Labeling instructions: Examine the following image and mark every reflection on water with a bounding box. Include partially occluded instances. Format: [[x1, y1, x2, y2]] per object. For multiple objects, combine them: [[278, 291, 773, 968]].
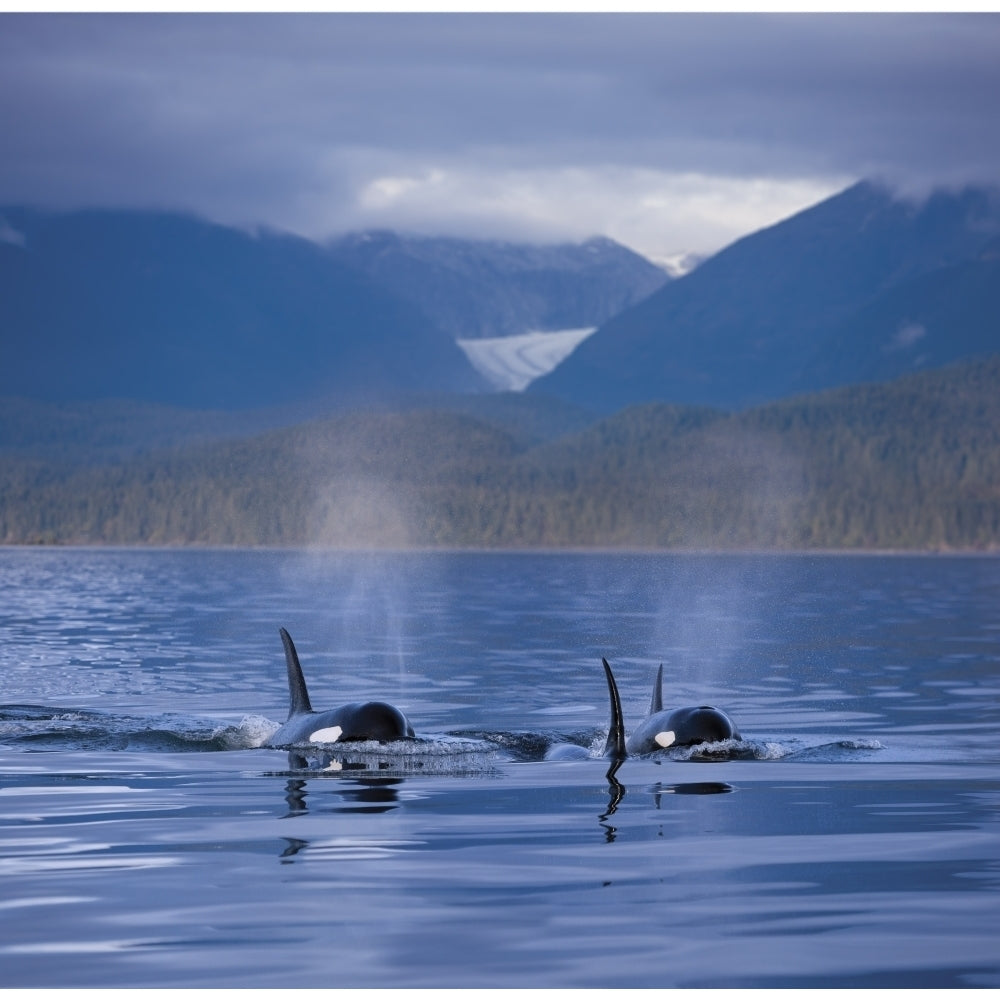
[[656, 781, 735, 797], [282, 773, 405, 818], [273, 762, 740, 854]]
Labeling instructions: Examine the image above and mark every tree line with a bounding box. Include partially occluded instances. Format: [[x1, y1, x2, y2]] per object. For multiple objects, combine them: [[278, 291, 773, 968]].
[[3, 357, 999, 551]]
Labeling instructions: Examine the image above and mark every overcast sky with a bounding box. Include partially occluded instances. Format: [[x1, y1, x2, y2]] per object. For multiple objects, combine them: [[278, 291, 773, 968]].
[[2, 12, 999, 262]]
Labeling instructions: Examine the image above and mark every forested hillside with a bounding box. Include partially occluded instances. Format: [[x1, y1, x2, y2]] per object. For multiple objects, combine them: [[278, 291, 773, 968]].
[[3, 357, 998, 550]]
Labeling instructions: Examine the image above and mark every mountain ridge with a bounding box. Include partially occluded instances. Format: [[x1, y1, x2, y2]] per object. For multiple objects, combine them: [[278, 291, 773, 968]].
[[325, 230, 669, 339], [530, 181, 1000, 412], [4, 180, 1000, 422], [0, 206, 667, 410], [0, 206, 488, 408]]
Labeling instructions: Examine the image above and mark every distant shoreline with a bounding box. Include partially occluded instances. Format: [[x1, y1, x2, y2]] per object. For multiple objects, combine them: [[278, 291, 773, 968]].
[[4, 543, 998, 557]]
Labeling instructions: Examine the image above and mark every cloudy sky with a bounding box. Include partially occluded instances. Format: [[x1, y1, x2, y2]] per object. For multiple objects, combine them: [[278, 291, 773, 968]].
[[2, 12, 999, 263]]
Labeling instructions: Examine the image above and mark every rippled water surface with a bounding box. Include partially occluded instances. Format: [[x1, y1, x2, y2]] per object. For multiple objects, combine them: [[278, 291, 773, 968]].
[[1, 548, 998, 987]]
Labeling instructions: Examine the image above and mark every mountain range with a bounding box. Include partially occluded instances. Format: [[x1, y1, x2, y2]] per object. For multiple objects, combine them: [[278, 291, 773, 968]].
[[4, 181, 999, 421], [0, 208, 665, 411]]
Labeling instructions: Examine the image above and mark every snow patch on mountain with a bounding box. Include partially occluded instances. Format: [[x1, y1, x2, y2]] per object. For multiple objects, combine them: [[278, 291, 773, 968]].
[[649, 251, 705, 277], [457, 327, 597, 392], [0, 216, 26, 247]]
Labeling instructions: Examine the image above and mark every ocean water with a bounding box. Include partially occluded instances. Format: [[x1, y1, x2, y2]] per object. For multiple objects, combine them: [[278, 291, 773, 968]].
[[1, 547, 998, 988]]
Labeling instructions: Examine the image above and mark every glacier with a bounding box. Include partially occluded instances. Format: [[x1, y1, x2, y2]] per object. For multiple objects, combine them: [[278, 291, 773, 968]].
[[456, 327, 597, 392]]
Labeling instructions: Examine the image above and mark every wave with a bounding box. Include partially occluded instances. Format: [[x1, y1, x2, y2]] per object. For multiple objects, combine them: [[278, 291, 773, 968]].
[[1, 705, 881, 766]]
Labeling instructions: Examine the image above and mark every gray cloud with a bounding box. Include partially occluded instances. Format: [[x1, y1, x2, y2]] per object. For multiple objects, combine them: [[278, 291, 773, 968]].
[[1, 13, 998, 257]]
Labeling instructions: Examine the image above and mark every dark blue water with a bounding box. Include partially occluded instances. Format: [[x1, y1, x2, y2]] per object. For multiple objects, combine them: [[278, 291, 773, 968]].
[[1, 548, 998, 987]]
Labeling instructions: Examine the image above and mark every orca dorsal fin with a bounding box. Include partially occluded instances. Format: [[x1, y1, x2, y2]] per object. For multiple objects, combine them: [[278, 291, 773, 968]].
[[649, 663, 664, 715], [601, 657, 627, 760], [280, 627, 313, 720]]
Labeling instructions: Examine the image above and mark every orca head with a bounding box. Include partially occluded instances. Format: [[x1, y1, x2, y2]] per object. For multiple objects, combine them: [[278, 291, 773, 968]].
[[661, 704, 740, 747], [334, 701, 415, 742]]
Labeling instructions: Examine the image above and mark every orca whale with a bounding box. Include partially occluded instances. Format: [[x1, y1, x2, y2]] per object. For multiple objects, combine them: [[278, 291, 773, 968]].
[[265, 628, 415, 748], [601, 659, 740, 759]]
